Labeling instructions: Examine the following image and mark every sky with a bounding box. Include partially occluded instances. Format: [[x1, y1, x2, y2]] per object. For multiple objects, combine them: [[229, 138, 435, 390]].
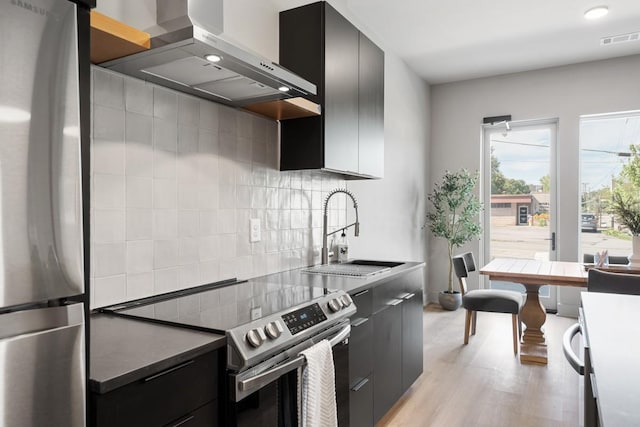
[[490, 114, 640, 191]]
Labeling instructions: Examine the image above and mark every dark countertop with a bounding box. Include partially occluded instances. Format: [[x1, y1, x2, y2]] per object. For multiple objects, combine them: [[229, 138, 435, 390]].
[[90, 314, 225, 394], [581, 292, 640, 426], [90, 260, 424, 394]]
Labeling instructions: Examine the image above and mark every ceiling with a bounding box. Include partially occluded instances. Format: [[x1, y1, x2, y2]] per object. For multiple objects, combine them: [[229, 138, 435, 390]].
[[276, 0, 640, 84]]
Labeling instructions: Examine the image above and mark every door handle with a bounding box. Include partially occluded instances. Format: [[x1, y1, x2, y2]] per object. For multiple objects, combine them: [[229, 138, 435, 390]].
[[545, 232, 556, 251]]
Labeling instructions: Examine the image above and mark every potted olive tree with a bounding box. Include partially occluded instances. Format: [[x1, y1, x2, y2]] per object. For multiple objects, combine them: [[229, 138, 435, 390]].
[[425, 169, 482, 310], [611, 191, 640, 266]]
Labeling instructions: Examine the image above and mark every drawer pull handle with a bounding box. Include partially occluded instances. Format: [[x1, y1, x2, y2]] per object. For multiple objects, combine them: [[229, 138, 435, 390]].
[[170, 414, 195, 427], [143, 360, 194, 382], [351, 317, 369, 328], [404, 292, 416, 300], [353, 289, 370, 297], [351, 377, 369, 392], [388, 299, 403, 306]]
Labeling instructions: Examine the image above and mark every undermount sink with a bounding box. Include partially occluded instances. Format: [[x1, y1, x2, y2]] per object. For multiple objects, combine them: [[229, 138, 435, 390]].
[[302, 260, 404, 277]]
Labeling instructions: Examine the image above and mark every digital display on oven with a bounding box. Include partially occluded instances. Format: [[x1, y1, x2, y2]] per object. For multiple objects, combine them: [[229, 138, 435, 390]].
[[281, 303, 328, 335]]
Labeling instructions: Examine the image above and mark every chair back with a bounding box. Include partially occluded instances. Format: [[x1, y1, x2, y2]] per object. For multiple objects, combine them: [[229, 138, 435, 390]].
[[587, 268, 640, 295], [583, 253, 629, 265], [452, 252, 476, 296]]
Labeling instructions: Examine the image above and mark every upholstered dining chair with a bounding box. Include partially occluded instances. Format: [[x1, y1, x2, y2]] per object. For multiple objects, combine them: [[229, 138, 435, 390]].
[[587, 268, 640, 295], [452, 252, 524, 355]]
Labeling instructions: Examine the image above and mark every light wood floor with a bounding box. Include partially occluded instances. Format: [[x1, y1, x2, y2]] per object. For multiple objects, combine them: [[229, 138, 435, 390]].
[[377, 304, 579, 427]]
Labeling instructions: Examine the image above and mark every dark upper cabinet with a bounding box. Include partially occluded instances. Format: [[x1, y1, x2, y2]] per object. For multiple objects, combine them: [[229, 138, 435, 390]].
[[358, 32, 385, 178], [279, 2, 385, 179]]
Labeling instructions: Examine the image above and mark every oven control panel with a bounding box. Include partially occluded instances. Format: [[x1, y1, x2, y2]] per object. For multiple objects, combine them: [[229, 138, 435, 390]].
[[227, 290, 356, 371], [282, 303, 327, 335]]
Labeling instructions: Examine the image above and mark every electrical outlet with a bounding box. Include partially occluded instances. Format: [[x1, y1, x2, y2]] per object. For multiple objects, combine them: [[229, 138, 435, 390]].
[[250, 306, 262, 320], [250, 218, 261, 242]]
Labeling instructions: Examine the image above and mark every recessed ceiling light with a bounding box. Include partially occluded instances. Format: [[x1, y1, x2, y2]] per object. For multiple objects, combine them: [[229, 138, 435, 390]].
[[278, 86, 290, 92], [584, 5, 609, 20], [205, 54, 222, 63]]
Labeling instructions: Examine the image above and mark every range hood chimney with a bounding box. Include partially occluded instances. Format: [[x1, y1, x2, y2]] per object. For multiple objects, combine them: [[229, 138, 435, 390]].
[[100, 0, 316, 108]]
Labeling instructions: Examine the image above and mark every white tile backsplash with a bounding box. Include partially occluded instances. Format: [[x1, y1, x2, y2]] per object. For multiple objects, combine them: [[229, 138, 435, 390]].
[[153, 178, 177, 209], [125, 78, 153, 116], [178, 210, 200, 237], [126, 176, 152, 208], [90, 67, 346, 308], [126, 209, 152, 240], [93, 275, 127, 307], [93, 173, 125, 209], [153, 210, 178, 239], [93, 209, 125, 243], [93, 68, 124, 109], [154, 267, 179, 293], [126, 240, 153, 274], [154, 240, 179, 269], [126, 272, 153, 299], [153, 119, 178, 152], [92, 139, 125, 175], [178, 95, 200, 126], [125, 113, 153, 145], [153, 87, 178, 120], [93, 242, 126, 277], [199, 235, 221, 261], [93, 105, 124, 142]]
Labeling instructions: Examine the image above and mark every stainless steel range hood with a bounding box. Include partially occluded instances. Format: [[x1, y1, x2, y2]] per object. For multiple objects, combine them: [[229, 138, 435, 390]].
[[100, 0, 316, 108]]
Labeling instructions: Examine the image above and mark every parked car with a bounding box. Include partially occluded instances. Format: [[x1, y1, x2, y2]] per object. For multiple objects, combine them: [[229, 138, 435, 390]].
[[581, 213, 598, 232]]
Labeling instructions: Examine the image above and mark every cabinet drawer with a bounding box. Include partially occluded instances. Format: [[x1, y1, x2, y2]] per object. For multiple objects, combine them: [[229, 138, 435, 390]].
[[349, 316, 373, 383], [350, 288, 372, 317], [349, 376, 373, 427], [164, 400, 218, 427], [92, 351, 219, 427]]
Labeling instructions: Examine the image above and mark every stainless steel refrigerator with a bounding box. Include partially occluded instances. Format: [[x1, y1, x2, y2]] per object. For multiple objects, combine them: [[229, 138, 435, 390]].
[[0, 0, 86, 425]]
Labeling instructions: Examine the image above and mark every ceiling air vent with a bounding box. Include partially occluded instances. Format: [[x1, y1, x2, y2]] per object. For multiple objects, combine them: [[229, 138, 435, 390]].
[[600, 31, 640, 46]]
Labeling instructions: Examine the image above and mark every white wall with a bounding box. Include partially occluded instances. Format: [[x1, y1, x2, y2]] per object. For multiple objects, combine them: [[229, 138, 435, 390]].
[[429, 54, 640, 315]]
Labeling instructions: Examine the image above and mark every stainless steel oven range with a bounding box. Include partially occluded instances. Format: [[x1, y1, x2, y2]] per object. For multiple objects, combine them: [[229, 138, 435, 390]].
[[103, 279, 356, 426]]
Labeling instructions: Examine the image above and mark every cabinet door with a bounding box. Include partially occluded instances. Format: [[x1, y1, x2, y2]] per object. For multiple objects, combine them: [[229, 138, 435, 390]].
[[349, 375, 373, 427], [349, 316, 373, 384], [402, 290, 423, 390], [324, 3, 359, 174], [358, 32, 384, 178], [373, 302, 403, 423]]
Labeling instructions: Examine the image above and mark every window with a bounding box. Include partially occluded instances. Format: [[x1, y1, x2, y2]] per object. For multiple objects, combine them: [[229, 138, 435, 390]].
[[579, 111, 640, 260], [491, 202, 512, 208]]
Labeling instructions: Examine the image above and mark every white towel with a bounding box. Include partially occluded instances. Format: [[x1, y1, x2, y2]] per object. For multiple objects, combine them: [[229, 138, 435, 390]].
[[297, 339, 338, 427]]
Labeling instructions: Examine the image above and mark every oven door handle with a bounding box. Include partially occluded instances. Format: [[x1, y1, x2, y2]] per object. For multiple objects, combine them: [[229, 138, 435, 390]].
[[562, 322, 584, 375], [238, 324, 351, 393]]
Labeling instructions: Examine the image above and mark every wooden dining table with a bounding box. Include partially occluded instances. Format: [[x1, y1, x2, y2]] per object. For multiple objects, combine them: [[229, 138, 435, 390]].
[[479, 258, 588, 365]]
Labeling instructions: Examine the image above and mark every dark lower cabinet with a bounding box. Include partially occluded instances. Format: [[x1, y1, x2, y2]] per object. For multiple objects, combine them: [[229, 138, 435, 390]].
[[402, 291, 423, 390], [348, 268, 424, 426], [373, 302, 403, 423], [91, 351, 220, 427]]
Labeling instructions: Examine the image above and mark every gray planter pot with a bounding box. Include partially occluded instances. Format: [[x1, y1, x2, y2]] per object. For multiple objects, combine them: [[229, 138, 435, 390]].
[[438, 291, 462, 311]]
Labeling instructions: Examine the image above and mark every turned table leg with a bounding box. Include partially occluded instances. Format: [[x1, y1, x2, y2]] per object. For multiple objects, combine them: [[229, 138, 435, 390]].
[[519, 284, 548, 364]]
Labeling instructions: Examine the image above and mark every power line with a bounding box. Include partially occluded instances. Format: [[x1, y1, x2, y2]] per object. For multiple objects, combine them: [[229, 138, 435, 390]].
[[492, 139, 549, 148]]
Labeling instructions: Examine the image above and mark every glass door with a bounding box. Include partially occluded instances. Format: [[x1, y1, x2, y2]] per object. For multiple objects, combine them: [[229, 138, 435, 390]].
[[481, 120, 558, 311]]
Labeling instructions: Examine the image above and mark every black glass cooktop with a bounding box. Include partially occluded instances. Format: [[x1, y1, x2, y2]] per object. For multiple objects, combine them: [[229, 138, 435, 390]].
[[101, 279, 333, 334]]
